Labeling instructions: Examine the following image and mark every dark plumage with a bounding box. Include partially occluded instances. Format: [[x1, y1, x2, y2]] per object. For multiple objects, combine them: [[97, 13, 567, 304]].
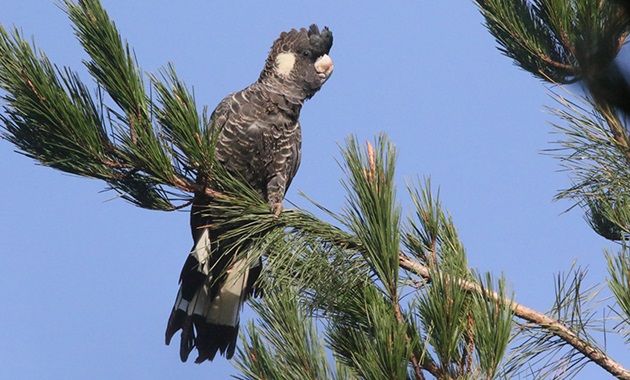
[[165, 25, 333, 363]]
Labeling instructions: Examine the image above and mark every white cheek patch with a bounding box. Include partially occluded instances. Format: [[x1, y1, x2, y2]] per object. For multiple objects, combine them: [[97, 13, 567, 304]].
[[275, 52, 296, 77]]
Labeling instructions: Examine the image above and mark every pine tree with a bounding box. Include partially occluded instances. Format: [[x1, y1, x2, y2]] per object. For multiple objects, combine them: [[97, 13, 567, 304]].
[[1, 0, 630, 379]]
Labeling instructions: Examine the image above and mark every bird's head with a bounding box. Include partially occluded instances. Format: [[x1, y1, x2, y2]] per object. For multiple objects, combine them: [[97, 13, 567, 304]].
[[259, 24, 334, 100]]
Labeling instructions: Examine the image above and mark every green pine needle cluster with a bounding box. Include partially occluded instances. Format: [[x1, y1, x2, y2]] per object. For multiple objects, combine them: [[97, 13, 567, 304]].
[[340, 134, 401, 299], [226, 136, 515, 379], [548, 92, 630, 240], [0, 0, 216, 210], [473, 0, 628, 84], [235, 285, 334, 380]]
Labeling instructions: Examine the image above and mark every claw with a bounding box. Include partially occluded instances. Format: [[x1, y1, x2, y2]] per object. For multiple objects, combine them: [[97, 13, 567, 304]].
[[270, 202, 283, 218]]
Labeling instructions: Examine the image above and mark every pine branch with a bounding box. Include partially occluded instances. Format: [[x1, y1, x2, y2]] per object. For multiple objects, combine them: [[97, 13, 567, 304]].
[[247, 205, 629, 377], [473, 0, 629, 85], [0, 0, 226, 210], [64, 0, 191, 191], [475, 0, 630, 175], [400, 256, 630, 379], [0, 25, 113, 178], [473, 0, 580, 83], [229, 137, 516, 379], [206, 131, 630, 378], [233, 203, 625, 378]]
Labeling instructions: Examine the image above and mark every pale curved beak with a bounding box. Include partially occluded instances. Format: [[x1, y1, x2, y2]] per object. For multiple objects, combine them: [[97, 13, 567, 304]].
[[315, 54, 334, 84]]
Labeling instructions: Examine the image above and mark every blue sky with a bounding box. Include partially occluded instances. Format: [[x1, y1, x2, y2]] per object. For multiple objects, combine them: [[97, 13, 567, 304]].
[[0, 1, 626, 379]]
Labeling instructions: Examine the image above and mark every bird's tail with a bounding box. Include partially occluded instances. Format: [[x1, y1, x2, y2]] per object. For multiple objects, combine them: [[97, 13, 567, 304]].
[[165, 228, 260, 363]]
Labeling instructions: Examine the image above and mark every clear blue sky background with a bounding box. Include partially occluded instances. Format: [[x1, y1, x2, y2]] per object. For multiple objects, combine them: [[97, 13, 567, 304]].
[[0, 1, 626, 379]]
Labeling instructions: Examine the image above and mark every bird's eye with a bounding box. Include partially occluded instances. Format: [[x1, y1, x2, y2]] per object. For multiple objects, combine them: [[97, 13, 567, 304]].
[[302, 50, 312, 58]]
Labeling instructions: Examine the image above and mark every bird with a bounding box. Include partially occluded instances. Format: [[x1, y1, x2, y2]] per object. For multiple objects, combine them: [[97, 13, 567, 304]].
[[164, 24, 334, 364]]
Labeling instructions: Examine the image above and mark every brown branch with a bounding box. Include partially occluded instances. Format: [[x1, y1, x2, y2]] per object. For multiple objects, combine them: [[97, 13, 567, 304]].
[[100, 156, 132, 169], [537, 54, 579, 81], [593, 102, 630, 164], [399, 255, 630, 380], [417, 356, 445, 380], [167, 198, 193, 211]]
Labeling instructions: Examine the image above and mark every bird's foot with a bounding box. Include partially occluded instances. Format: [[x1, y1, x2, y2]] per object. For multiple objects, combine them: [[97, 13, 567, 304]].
[[270, 202, 283, 218]]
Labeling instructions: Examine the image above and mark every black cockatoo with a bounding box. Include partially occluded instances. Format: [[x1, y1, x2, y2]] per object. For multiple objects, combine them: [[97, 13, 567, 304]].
[[165, 25, 334, 363]]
